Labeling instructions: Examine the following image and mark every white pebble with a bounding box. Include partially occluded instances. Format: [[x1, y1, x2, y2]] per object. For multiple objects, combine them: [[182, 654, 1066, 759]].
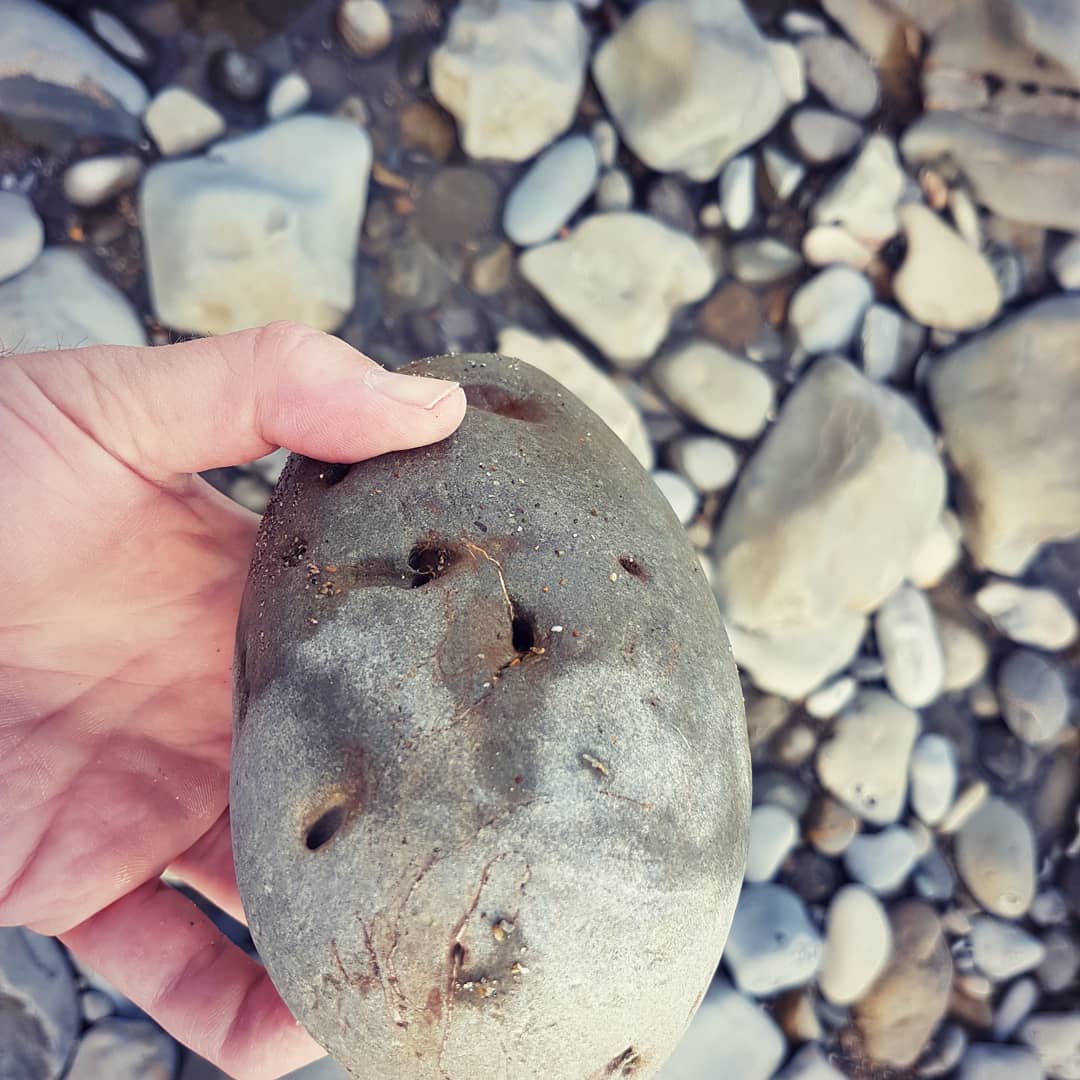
[[819, 884, 892, 1005], [909, 733, 957, 827], [594, 169, 634, 212], [0, 192, 43, 282], [992, 978, 1040, 1041], [788, 265, 874, 353], [805, 676, 857, 719], [63, 153, 143, 207], [669, 435, 739, 493], [812, 134, 906, 246], [266, 72, 312, 119], [938, 615, 990, 691], [1052, 234, 1080, 290], [875, 583, 945, 708], [1021, 1014, 1080, 1080], [338, 0, 393, 56], [143, 86, 225, 156], [763, 146, 805, 200], [745, 804, 800, 883], [731, 237, 802, 284], [652, 471, 698, 525], [802, 224, 872, 270], [976, 581, 1078, 651], [959, 1043, 1044, 1080], [720, 155, 756, 232], [908, 511, 963, 588], [88, 8, 148, 65]]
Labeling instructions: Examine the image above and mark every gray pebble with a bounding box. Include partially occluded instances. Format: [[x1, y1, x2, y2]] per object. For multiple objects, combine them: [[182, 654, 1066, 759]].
[[763, 146, 805, 200], [590, 119, 618, 169], [87, 8, 148, 66], [1031, 890, 1069, 927], [918, 1022, 968, 1078], [913, 847, 956, 902], [745, 804, 800, 883], [774, 1043, 845, 1080], [1021, 1013, 1080, 1079], [993, 977, 1040, 1041], [790, 108, 863, 164], [731, 237, 802, 284], [909, 732, 957, 827], [67, 1019, 180, 1079], [958, 1043, 1044, 1080], [843, 825, 919, 894], [999, 649, 1070, 746], [79, 989, 114, 1023], [503, 135, 599, 246], [0, 191, 43, 282], [971, 916, 1047, 981], [799, 35, 879, 118], [1037, 928, 1080, 993], [956, 798, 1036, 918], [788, 266, 873, 354], [669, 435, 739, 493]]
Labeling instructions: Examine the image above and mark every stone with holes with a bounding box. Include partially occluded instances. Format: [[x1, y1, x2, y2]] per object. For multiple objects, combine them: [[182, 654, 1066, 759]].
[[231, 354, 750, 1079]]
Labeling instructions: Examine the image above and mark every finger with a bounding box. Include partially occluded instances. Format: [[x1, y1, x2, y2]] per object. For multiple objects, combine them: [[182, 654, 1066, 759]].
[[8, 321, 467, 480], [168, 809, 246, 925], [62, 879, 325, 1080]]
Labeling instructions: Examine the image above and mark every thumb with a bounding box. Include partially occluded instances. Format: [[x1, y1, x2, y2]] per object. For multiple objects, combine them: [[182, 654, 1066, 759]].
[[8, 321, 467, 480]]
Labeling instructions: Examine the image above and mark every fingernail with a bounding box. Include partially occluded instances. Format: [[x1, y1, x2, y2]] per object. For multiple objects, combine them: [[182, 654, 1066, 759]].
[[368, 369, 460, 410]]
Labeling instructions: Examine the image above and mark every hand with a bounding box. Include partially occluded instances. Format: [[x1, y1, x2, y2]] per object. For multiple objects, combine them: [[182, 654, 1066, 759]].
[[0, 322, 466, 1077]]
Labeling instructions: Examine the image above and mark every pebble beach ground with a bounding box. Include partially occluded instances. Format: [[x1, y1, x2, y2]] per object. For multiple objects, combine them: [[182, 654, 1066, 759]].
[[0, 0, 1078, 1077]]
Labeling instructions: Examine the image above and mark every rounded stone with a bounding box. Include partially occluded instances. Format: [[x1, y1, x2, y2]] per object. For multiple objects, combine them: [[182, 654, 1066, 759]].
[[66, 1019, 179, 1079], [998, 649, 1070, 745], [819, 885, 892, 1005], [63, 154, 143, 208], [977, 582, 1078, 651], [0, 191, 43, 282], [958, 1044, 1044, 1080], [955, 798, 1036, 918], [970, 917, 1046, 981], [231, 354, 750, 1079], [842, 825, 919, 895], [338, 0, 393, 56], [788, 266, 874, 354], [669, 435, 739, 494], [909, 732, 957, 827], [874, 583, 945, 708], [744, 804, 799, 883]]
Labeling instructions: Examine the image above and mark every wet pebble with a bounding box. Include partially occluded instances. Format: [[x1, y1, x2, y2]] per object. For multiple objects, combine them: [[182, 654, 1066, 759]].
[[503, 135, 599, 246]]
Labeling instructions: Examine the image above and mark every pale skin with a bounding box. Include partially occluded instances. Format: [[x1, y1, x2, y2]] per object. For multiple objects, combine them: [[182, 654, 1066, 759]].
[[0, 321, 467, 1078]]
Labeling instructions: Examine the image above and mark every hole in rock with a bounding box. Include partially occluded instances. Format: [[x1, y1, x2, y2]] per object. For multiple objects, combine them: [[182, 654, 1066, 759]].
[[618, 556, 648, 581], [511, 612, 536, 653], [408, 541, 461, 587], [464, 384, 545, 422], [305, 803, 348, 851], [319, 463, 352, 487]]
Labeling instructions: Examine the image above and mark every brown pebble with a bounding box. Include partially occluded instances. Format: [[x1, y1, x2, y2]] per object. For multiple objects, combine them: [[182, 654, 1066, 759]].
[[400, 102, 456, 162], [698, 282, 764, 350]]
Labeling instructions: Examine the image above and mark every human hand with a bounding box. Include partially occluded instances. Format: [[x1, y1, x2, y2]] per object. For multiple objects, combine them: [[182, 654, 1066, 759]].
[[0, 322, 466, 1078]]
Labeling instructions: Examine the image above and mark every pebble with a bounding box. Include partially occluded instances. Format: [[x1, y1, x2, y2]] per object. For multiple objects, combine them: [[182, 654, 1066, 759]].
[[875, 584, 946, 708], [843, 825, 920, 894], [470, 241, 516, 294], [720, 154, 756, 231], [0, 927, 79, 1080], [592, 0, 785, 180], [820, 885, 892, 1005], [0, 191, 43, 282], [806, 796, 860, 857], [591, 119, 617, 168], [338, 0, 392, 56], [652, 470, 699, 525], [768, 38, 807, 103], [502, 135, 598, 246], [789, 108, 863, 164], [1038, 928, 1080, 993], [939, 780, 990, 835], [496, 327, 652, 467], [938, 614, 991, 691], [731, 237, 803, 284], [1021, 1014, 1080, 1080], [998, 649, 1070, 746], [649, 183, 696, 235], [1052, 235, 1080, 290], [909, 733, 957, 827], [265, 72, 311, 119], [893, 204, 1003, 332], [87, 8, 147, 66], [788, 266, 874, 353], [976, 583, 1079, 651], [0, 247, 145, 351], [652, 340, 774, 439], [67, 1019, 179, 1079], [929, 296, 1080, 574], [970, 917, 1047, 981], [763, 147, 805, 200], [908, 512, 962, 588], [812, 134, 907, 246], [799, 35, 879, 118], [745, 804, 800, 883], [724, 883, 823, 997], [816, 690, 919, 825], [519, 212, 715, 369], [63, 153, 143, 207], [803, 225, 873, 271], [431, 0, 587, 161], [958, 1044, 1044, 1080], [1031, 890, 1069, 927], [775, 1043, 845, 1080], [668, 435, 739, 493], [659, 980, 785, 1080], [854, 902, 954, 1068], [209, 48, 266, 103], [919, 1023, 970, 1078], [141, 115, 372, 335], [993, 977, 1040, 1041], [143, 86, 226, 156], [955, 797, 1036, 918], [594, 169, 635, 211], [914, 847, 956, 902], [821, 0, 903, 62], [805, 677, 857, 720]]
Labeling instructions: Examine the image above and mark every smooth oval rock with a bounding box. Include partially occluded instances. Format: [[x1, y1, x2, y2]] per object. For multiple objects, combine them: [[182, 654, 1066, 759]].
[[232, 354, 751, 1079], [503, 135, 599, 246], [819, 885, 892, 1005], [956, 797, 1036, 918], [0, 192, 44, 282]]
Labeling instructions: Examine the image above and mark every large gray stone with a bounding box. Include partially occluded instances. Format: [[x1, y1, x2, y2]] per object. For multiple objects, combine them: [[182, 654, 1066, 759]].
[[232, 355, 750, 1079]]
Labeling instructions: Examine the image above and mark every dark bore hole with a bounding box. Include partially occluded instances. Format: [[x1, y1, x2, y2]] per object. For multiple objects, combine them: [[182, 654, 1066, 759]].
[[618, 555, 648, 581], [465, 384, 545, 423], [408, 542, 461, 587], [305, 803, 347, 851], [319, 463, 352, 487], [511, 612, 536, 653]]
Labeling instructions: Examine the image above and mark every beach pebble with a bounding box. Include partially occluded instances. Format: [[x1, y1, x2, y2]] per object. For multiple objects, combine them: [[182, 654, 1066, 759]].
[[958, 1044, 1044, 1080], [653, 340, 774, 439], [907, 512, 962, 588], [1021, 1014, 1080, 1080], [994, 977, 1041, 1041], [594, 169, 634, 212], [799, 35, 879, 118], [725, 884, 824, 997], [803, 225, 872, 270], [505, 139, 597, 245], [731, 237, 803, 284], [976, 583, 1078, 651], [1038, 929, 1080, 994], [745, 804, 800, 883], [919, 1023, 969, 1079], [789, 266, 874, 354], [669, 435, 739, 493], [875, 584, 946, 708], [820, 885, 892, 1005], [939, 615, 991, 691], [519, 212, 714, 368], [817, 690, 919, 825], [914, 847, 957, 903], [812, 135, 906, 247], [775, 1043, 845, 1080], [143, 86, 225, 156], [66, 1019, 180, 1079], [790, 108, 863, 164], [998, 650, 1070, 746], [805, 796, 860, 856], [909, 733, 957, 827], [0, 191, 43, 282], [652, 470, 699, 525], [763, 147, 805, 201], [843, 825, 920, 894], [805, 677, 857, 720], [1052, 235, 1080, 290], [893, 204, 1003, 332], [266, 72, 311, 119], [956, 798, 1037, 918], [970, 917, 1047, 981], [720, 154, 756, 231], [63, 153, 142, 207], [767, 39, 807, 103], [338, 0, 392, 56]]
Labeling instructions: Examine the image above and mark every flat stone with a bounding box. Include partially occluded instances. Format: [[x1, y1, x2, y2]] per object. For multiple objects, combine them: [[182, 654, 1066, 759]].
[[928, 296, 1080, 573], [790, 108, 863, 164], [0, 0, 148, 142], [998, 649, 1070, 746], [0, 191, 43, 282], [725, 883, 824, 997], [843, 825, 920, 894], [503, 135, 598, 246], [874, 583, 945, 708], [854, 901, 953, 1068], [0, 927, 79, 1080], [669, 435, 739, 493], [67, 1019, 179, 1079], [338, 0, 392, 56], [731, 237, 803, 285], [799, 35, 879, 117], [652, 470, 699, 525], [775, 1043, 845, 1080], [593, 0, 786, 180], [893, 204, 1002, 331], [431, 0, 587, 161], [820, 885, 892, 1005], [652, 340, 774, 439], [496, 326, 652, 467], [788, 266, 874, 354], [141, 115, 372, 335], [0, 247, 144, 352], [958, 1044, 1044, 1080], [956, 798, 1037, 918], [266, 72, 311, 120], [976, 582, 1078, 651], [745, 804, 800, 883], [720, 154, 756, 231], [970, 917, 1046, 981], [812, 135, 907, 247], [62, 153, 142, 207], [519, 212, 715, 368], [659, 980, 785, 1080], [909, 733, 957, 827], [1021, 1014, 1080, 1080], [143, 86, 225, 156], [902, 111, 1080, 232]]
